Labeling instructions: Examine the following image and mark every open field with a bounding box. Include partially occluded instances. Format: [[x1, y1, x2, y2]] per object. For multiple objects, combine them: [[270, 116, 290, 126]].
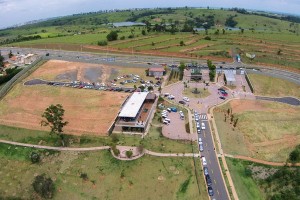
[[248, 73, 300, 98], [0, 143, 208, 200], [214, 99, 300, 162], [0, 60, 131, 136], [2, 8, 300, 71]]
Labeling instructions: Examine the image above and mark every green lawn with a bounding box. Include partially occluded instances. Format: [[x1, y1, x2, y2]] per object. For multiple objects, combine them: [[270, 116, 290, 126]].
[[143, 126, 198, 153], [226, 158, 265, 200], [248, 73, 300, 98], [0, 143, 208, 200], [182, 87, 210, 99]]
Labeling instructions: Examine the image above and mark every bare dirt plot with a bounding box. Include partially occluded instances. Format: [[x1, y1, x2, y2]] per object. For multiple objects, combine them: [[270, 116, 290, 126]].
[[0, 84, 127, 135], [214, 99, 300, 162], [29, 60, 114, 83], [0, 60, 131, 136]]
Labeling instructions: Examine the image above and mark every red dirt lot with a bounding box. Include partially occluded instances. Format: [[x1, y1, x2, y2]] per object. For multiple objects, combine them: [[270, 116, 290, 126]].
[[0, 61, 129, 136]]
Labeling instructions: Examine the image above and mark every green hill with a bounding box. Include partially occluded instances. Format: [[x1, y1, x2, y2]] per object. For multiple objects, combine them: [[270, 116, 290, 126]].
[[1, 7, 299, 70]]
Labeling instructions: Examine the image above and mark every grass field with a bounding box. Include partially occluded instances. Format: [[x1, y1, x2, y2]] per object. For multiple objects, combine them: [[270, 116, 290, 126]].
[[214, 99, 300, 162], [182, 88, 210, 99], [248, 73, 300, 98], [226, 157, 300, 200], [226, 158, 265, 200], [0, 143, 208, 200], [2, 8, 300, 70]]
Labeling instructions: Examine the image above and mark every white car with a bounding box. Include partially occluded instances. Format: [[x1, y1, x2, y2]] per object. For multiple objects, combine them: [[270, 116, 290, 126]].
[[164, 118, 171, 123], [163, 120, 169, 125], [198, 137, 202, 143], [201, 122, 206, 130], [201, 156, 207, 166], [183, 97, 190, 102]]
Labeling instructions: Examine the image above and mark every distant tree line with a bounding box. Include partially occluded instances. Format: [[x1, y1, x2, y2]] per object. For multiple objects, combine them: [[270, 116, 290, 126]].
[[0, 35, 42, 45]]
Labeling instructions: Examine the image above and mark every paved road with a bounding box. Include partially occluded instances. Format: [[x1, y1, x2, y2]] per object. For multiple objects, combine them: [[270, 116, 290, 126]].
[[256, 96, 300, 106], [197, 114, 229, 200]]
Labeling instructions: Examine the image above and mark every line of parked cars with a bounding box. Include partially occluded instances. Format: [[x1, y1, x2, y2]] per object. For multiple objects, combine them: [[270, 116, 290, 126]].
[[47, 81, 135, 93]]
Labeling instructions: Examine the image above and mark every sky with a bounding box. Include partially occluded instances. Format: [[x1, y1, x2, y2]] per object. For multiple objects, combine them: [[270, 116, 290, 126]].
[[0, 0, 299, 29]]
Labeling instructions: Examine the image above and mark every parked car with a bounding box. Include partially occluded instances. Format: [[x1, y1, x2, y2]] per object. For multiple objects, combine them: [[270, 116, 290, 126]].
[[201, 122, 206, 130], [179, 100, 186, 104], [206, 174, 212, 186], [197, 128, 201, 134], [203, 167, 209, 175], [164, 118, 171, 123], [219, 96, 225, 100], [201, 156, 207, 166], [198, 137, 202, 143], [208, 186, 214, 196], [199, 143, 204, 152], [183, 97, 190, 102], [170, 107, 177, 112], [163, 120, 169, 125]]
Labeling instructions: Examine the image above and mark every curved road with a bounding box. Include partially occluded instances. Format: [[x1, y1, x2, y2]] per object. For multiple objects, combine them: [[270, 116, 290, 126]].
[[256, 96, 300, 106]]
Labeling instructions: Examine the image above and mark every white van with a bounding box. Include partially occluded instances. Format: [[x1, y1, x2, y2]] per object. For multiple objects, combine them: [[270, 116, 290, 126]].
[[201, 122, 206, 130], [162, 114, 168, 118], [167, 108, 172, 112], [201, 156, 207, 166]]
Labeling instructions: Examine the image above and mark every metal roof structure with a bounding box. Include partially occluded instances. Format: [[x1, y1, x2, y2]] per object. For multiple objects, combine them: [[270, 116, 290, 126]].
[[118, 92, 148, 118], [224, 70, 236, 82]]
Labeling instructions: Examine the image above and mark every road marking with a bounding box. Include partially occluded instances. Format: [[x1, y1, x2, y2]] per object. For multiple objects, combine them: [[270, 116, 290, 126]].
[[211, 169, 214, 174], [214, 179, 217, 184], [209, 159, 211, 164], [217, 190, 220, 196]]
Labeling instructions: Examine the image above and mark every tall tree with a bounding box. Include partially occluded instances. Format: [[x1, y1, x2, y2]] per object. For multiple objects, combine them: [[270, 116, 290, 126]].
[[0, 51, 4, 67], [41, 104, 68, 146]]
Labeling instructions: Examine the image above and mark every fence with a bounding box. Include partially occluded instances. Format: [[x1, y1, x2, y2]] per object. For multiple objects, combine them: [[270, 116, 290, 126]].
[[244, 71, 255, 93], [0, 56, 44, 100]]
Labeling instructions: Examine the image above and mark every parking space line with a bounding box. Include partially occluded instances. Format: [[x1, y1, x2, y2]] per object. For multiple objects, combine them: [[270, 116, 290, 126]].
[[214, 179, 217, 184]]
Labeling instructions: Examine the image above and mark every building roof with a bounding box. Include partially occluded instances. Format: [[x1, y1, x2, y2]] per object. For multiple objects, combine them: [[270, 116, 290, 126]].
[[145, 93, 156, 100], [149, 67, 165, 72], [119, 92, 148, 118], [224, 70, 236, 82]]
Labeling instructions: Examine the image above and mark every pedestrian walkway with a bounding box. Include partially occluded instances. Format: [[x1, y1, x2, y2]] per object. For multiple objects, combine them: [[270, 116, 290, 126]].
[[199, 114, 208, 120]]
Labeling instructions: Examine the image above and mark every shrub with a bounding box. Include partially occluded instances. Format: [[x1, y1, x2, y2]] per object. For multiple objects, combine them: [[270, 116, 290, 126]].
[[180, 41, 185, 46], [126, 150, 133, 158], [80, 173, 88, 181], [128, 35, 134, 39], [98, 40, 107, 46], [30, 152, 40, 163], [204, 36, 211, 40], [289, 145, 300, 162], [106, 31, 118, 41], [32, 174, 55, 199], [111, 144, 120, 156], [120, 36, 125, 40], [111, 134, 119, 143]]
